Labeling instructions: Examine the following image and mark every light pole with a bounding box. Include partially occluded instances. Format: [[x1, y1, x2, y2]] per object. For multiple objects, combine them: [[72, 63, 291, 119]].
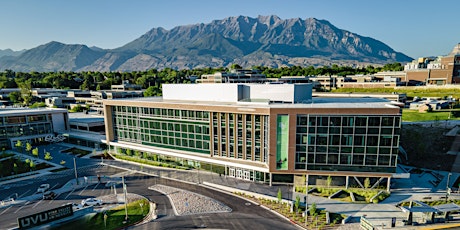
[[305, 175, 309, 226], [122, 176, 129, 222], [446, 172, 452, 202], [74, 158, 78, 185]]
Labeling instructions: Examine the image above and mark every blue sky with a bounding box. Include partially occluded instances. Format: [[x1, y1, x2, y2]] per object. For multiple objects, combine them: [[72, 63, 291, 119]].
[[0, 0, 458, 59]]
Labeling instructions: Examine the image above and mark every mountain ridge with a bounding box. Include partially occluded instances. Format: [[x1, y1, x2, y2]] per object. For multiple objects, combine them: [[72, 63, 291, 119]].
[[0, 15, 412, 72]]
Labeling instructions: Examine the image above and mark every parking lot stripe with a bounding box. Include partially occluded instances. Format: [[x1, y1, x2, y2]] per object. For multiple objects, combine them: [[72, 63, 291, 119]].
[[0, 206, 12, 215], [49, 193, 61, 204], [92, 182, 100, 192], [78, 185, 89, 195], [14, 201, 30, 213], [32, 199, 43, 208], [18, 189, 30, 198], [50, 183, 60, 190], [65, 188, 75, 200]]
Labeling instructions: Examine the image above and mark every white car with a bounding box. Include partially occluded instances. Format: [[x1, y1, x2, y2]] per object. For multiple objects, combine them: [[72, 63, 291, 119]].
[[81, 198, 103, 206], [64, 202, 83, 210], [105, 181, 121, 187], [37, 184, 50, 193]]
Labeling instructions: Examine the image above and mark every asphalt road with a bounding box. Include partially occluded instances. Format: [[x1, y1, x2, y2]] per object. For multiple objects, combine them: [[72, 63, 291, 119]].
[[0, 163, 298, 230], [0, 164, 125, 230], [126, 174, 299, 230]]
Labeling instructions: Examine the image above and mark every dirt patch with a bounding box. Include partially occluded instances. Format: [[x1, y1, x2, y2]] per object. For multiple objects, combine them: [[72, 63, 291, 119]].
[[401, 124, 456, 171]]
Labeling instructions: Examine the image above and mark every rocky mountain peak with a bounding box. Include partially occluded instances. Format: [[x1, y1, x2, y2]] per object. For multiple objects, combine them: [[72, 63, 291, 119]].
[[0, 15, 413, 72]]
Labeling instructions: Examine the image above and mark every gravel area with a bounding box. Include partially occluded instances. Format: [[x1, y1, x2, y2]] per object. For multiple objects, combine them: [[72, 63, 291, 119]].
[[150, 184, 232, 216]]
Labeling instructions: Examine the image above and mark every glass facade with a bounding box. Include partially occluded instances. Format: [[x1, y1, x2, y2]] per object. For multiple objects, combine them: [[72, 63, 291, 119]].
[[295, 115, 400, 173], [211, 112, 268, 163], [112, 106, 211, 154], [112, 105, 269, 163], [0, 114, 54, 149]]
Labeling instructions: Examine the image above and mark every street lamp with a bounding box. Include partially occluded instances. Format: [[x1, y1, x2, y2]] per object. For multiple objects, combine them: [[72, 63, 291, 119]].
[[74, 158, 78, 185], [446, 172, 452, 202], [122, 176, 129, 223], [305, 175, 309, 226]]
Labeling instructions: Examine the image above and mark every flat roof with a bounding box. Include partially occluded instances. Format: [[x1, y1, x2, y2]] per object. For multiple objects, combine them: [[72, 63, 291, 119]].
[[0, 108, 67, 116], [68, 112, 104, 124], [58, 130, 106, 142], [104, 96, 399, 110]]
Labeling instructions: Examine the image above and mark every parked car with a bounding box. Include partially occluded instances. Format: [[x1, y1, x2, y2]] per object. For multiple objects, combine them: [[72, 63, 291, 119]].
[[43, 191, 56, 200], [81, 198, 103, 206], [63, 202, 83, 210], [105, 181, 121, 187], [1, 197, 14, 205], [37, 184, 50, 193]]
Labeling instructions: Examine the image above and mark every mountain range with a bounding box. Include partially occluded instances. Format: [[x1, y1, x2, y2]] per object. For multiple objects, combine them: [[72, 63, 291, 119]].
[[0, 15, 413, 72]]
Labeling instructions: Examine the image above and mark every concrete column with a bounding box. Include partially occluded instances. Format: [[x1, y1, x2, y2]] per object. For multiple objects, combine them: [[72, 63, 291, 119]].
[[269, 173, 272, 187], [345, 176, 349, 189], [387, 176, 391, 192]]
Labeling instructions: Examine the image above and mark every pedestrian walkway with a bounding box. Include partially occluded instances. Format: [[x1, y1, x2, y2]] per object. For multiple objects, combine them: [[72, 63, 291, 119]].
[[103, 158, 460, 229]]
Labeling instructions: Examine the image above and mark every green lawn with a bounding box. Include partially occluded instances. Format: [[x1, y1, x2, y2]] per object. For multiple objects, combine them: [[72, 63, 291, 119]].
[[0, 157, 51, 178], [53, 199, 150, 230], [333, 87, 460, 99], [402, 109, 460, 122], [62, 148, 91, 157]]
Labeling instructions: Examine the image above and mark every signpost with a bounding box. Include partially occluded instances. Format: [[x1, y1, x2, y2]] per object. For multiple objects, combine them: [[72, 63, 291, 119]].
[[18, 204, 73, 229]]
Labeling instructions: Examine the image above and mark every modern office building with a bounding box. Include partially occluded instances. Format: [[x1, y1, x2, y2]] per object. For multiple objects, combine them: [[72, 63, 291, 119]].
[[103, 83, 401, 189], [404, 43, 460, 85], [0, 108, 69, 149]]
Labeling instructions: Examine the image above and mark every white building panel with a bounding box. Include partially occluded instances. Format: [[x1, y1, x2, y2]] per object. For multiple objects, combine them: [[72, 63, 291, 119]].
[[163, 84, 242, 102]]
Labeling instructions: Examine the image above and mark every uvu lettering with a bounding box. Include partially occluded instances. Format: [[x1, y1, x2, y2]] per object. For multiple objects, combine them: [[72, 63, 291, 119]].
[[20, 213, 48, 227]]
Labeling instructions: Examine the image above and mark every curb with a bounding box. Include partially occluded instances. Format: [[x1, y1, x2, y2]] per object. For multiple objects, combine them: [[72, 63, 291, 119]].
[[201, 182, 305, 230]]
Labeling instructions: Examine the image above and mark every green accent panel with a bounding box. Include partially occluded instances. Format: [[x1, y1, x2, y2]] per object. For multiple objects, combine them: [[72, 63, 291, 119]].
[[276, 115, 289, 170]]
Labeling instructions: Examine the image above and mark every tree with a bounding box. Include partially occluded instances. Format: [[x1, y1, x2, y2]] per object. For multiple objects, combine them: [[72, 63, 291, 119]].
[[126, 149, 132, 156], [15, 140, 23, 153], [295, 195, 301, 213], [310, 202, 317, 216], [18, 79, 33, 106], [277, 188, 282, 203], [8, 91, 22, 104], [44, 152, 52, 161], [29, 102, 46, 108], [70, 105, 84, 112], [32, 147, 39, 158], [144, 86, 161, 97], [230, 63, 242, 70], [26, 143, 32, 154], [29, 160, 35, 169], [327, 175, 332, 188], [364, 177, 371, 189]]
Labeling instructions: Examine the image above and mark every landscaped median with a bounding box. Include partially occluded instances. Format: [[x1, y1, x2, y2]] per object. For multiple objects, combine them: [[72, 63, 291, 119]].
[[51, 198, 150, 230], [295, 186, 390, 204]]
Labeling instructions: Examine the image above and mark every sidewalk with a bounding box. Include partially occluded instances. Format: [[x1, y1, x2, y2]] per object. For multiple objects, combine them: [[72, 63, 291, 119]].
[[103, 158, 460, 229]]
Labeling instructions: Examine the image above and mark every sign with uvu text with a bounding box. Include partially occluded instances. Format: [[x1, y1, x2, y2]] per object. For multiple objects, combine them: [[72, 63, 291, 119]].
[[17, 204, 73, 229]]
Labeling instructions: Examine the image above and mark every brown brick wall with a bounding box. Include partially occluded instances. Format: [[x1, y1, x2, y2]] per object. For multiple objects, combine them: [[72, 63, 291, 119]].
[[406, 70, 430, 82]]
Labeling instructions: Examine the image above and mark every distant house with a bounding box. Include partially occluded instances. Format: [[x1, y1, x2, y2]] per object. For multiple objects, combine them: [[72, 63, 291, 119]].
[[409, 99, 449, 111]]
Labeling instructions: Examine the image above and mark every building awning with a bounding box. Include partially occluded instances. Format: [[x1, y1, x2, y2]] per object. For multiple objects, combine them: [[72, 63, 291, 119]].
[[434, 203, 460, 213]]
